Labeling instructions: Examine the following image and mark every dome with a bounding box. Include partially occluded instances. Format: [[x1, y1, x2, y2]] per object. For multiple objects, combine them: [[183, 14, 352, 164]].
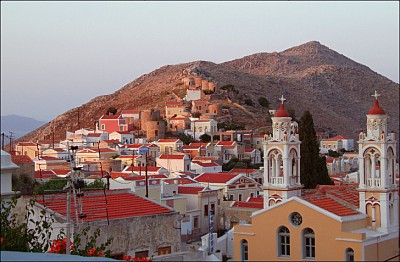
[[275, 104, 290, 117], [368, 99, 386, 115]]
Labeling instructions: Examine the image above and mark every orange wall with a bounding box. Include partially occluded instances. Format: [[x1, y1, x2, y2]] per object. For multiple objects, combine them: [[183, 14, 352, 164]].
[[234, 199, 366, 261]]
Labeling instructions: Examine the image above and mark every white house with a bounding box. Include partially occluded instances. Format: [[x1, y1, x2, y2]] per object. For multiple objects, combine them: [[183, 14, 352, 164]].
[[156, 154, 191, 173], [191, 161, 222, 174], [109, 131, 134, 144], [187, 119, 218, 140]]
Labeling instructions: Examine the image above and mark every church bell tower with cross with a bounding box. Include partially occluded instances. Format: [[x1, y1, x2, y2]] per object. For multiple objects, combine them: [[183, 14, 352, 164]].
[[358, 90, 398, 233], [262, 95, 303, 209]]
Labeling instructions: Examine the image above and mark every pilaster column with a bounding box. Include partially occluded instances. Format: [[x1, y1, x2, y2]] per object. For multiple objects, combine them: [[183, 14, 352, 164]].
[[359, 157, 365, 188], [380, 156, 388, 189], [371, 156, 376, 187]]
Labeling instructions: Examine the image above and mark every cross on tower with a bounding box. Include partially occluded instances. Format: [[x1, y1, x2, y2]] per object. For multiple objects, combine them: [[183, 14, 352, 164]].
[[279, 95, 286, 104], [372, 90, 381, 100]]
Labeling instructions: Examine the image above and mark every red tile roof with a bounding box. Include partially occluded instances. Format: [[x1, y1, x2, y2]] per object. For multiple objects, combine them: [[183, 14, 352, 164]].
[[245, 148, 257, 153], [164, 177, 197, 185], [183, 143, 209, 149], [110, 172, 132, 179], [124, 166, 163, 172], [157, 139, 180, 143], [170, 117, 186, 121], [231, 201, 263, 209], [36, 190, 173, 222], [192, 161, 219, 167], [38, 140, 62, 144], [11, 155, 33, 164], [159, 154, 186, 160], [303, 196, 359, 217], [323, 135, 349, 141], [178, 186, 205, 194], [216, 141, 235, 146], [229, 168, 257, 174], [16, 142, 38, 147], [38, 156, 64, 161], [124, 174, 167, 181], [87, 133, 102, 137], [100, 115, 122, 120], [195, 173, 237, 183], [166, 101, 183, 107], [121, 109, 139, 114], [301, 184, 360, 216]]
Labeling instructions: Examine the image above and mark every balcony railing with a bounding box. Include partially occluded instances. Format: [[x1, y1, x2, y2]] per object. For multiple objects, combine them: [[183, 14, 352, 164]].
[[366, 178, 381, 187], [270, 177, 284, 185]]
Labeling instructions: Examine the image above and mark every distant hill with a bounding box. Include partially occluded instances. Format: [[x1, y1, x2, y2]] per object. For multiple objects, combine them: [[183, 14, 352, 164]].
[[16, 41, 399, 143], [1, 115, 46, 140]]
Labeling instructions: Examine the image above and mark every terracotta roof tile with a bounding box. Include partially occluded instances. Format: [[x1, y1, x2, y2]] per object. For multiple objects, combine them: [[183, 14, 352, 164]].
[[159, 154, 186, 160], [36, 190, 173, 222], [178, 186, 205, 194], [11, 155, 33, 164], [195, 173, 237, 183]]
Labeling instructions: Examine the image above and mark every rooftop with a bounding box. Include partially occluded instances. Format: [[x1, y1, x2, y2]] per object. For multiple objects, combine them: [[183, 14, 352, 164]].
[[195, 173, 237, 184], [35, 189, 174, 222]]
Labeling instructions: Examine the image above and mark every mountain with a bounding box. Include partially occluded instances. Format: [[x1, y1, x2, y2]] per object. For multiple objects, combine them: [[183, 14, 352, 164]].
[[1, 115, 46, 140], [16, 41, 399, 143]]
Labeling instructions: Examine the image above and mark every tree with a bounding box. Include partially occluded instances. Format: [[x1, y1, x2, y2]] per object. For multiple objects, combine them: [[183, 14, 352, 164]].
[[106, 107, 117, 115], [199, 133, 211, 143], [299, 111, 333, 189], [177, 133, 194, 145], [258, 97, 270, 108], [244, 98, 254, 106]]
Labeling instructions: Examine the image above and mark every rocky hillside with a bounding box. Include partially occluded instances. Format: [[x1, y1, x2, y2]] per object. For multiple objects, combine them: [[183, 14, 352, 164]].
[[18, 41, 399, 143]]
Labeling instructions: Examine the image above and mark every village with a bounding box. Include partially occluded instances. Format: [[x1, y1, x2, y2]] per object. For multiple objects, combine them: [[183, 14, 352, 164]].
[[1, 74, 398, 261]]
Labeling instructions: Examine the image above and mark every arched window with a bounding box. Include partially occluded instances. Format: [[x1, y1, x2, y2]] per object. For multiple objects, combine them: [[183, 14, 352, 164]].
[[240, 239, 248, 261], [278, 226, 290, 257], [345, 248, 354, 261], [303, 228, 315, 259]]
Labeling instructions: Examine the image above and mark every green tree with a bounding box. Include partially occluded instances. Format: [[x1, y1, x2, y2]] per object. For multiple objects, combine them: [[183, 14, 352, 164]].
[[244, 98, 254, 106], [258, 97, 270, 108], [199, 133, 211, 143], [299, 111, 333, 189], [177, 133, 194, 145]]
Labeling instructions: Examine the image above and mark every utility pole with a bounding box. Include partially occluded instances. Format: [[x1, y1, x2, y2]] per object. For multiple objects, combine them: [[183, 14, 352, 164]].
[[145, 151, 148, 198], [1, 133, 4, 150], [9, 131, 14, 153], [52, 122, 55, 149]]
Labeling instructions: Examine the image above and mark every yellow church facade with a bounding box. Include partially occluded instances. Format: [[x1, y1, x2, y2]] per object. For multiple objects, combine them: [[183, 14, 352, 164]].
[[233, 92, 399, 261]]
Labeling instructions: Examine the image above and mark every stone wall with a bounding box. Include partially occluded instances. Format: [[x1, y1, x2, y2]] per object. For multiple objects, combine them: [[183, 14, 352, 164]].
[[80, 212, 182, 258]]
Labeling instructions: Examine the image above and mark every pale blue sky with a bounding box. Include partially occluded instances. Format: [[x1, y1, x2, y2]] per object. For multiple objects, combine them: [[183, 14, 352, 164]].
[[1, 1, 399, 121]]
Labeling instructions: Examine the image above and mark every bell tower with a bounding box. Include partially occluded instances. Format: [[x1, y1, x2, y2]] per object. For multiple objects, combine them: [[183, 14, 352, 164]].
[[358, 90, 398, 233], [263, 95, 303, 209]]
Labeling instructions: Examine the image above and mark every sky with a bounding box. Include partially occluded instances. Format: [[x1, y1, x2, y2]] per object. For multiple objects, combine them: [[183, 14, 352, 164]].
[[1, 1, 399, 122]]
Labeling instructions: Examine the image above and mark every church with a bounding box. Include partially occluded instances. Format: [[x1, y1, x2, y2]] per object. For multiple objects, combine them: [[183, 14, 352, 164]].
[[233, 92, 399, 261]]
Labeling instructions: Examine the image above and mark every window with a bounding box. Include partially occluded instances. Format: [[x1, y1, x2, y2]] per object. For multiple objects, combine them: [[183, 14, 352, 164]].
[[290, 212, 303, 226], [204, 204, 209, 216], [158, 246, 171, 255], [135, 250, 149, 258], [101, 124, 105, 130], [278, 226, 290, 257], [238, 194, 243, 201], [240, 239, 248, 261], [211, 203, 215, 214], [303, 228, 315, 259], [120, 126, 124, 131], [250, 193, 254, 198], [229, 194, 234, 201], [193, 216, 199, 229], [345, 248, 354, 262]]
